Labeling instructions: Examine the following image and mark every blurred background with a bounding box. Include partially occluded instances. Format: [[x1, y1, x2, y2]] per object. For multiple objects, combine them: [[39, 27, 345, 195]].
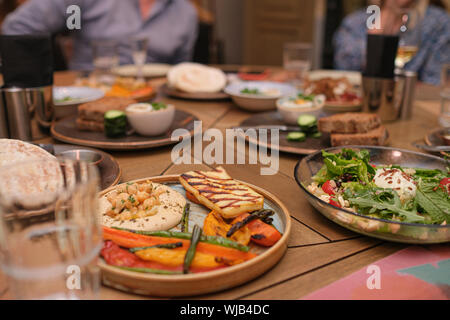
[[1, 0, 447, 71]]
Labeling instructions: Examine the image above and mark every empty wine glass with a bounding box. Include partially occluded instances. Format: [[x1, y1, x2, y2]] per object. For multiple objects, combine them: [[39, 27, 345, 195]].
[[130, 37, 148, 81]]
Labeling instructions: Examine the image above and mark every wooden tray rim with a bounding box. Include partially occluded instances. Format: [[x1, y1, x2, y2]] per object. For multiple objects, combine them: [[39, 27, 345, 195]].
[[50, 111, 197, 150]]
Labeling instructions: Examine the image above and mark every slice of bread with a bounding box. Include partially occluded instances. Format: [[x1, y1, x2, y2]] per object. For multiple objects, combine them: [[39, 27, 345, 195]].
[[78, 97, 137, 123], [318, 113, 381, 134], [179, 166, 264, 219], [76, 118, 104, 132], [331, 125, 388, 146]]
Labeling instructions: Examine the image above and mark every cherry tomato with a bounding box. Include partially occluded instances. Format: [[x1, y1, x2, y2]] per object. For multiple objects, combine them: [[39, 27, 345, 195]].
[[322, 180, 336, 195], [329, 199, 341, 208], [439, 178, 450, 194], [370, 163, 376, 168]]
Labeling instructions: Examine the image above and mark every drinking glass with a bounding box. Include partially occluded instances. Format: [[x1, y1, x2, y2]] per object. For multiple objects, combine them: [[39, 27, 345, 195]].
[[92, 40, 119, 84], [395, 8, 422, 69], [0, 159, 102, 299], [283, 42, 313, 88], [130, 37, 148, 81], [439, 64, 450, 127]]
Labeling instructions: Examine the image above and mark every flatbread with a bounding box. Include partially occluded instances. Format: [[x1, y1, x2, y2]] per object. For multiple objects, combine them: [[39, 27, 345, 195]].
[[167, 63, 227, 93], [101, 182, 186, 231], [0, 139, 63, 205]]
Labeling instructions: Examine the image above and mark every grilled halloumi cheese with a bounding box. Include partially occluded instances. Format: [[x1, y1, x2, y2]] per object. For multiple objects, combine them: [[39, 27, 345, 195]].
[[179, 167, 264, 219]]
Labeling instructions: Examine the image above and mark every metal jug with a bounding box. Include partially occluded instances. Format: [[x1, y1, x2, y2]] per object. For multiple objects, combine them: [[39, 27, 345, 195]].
[[362, 70, 417, 121], [1, 85, 53, 141]]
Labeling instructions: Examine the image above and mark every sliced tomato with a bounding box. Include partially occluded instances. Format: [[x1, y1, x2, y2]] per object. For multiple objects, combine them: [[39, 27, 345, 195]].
[[329, 199, 341, 208], [439, 178, 450, 194], [322, 180, 336, 195]]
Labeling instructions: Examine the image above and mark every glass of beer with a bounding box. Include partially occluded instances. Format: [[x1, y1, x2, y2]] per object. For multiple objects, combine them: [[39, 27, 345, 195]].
[[0, 159, 102, 299], [395, 8, 421, 69]]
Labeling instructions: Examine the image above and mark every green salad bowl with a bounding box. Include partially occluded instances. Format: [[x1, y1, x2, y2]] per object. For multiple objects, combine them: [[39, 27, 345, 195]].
[[294, 146, 449, 244]]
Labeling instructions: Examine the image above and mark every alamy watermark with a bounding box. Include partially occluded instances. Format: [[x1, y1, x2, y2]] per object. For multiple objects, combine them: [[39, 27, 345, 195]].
[[171, 121, 279, 176]]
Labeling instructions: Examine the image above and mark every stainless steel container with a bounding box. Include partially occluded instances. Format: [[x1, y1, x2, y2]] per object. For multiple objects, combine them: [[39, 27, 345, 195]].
[[1, 86, 53, 141], [362, 77, 399, 121], [362, 70, 418, 121], [0, 93, 9, 138]]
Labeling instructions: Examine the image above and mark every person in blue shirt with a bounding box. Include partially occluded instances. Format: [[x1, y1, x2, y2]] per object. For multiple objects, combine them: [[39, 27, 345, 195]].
[[2, 0, 198, 70], [334, 0, 450, 85]]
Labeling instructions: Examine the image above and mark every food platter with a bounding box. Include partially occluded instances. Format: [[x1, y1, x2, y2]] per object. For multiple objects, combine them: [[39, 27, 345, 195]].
[[51, 110, 197, 150], [53, 144, 121, 190], [99, 174, 291, 297], [162, 83, 230, 101], [424, 127, 450, 157], [294, 146, 450, 244], [238, 111, 331, 155], [305, 70, 362, 112]]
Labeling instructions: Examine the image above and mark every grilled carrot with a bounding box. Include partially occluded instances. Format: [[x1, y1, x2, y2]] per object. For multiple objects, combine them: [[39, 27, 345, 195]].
[[102, 226, 256, 262], [233, 213, 281, 247]]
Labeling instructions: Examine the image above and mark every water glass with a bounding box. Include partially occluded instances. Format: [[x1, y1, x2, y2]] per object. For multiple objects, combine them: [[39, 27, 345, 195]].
[[0, 159, 102, 299], [92, 40, 119, 83], [440, 64, 450, 127], [283, 42, 313, 88]]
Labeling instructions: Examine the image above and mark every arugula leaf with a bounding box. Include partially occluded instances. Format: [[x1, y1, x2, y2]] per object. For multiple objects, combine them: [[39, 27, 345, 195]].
[[344, 187, 425, 223], [415, 180, 450, 224], [313, 149, 374, 184]]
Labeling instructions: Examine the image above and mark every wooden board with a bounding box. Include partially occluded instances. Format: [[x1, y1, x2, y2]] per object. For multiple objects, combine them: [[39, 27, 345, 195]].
[[98, 175, 291, 297], [53, 144, 121, 190], [162, 83, 230, 101], [51, 110, 197, 150], [238, 111, 331, 154]]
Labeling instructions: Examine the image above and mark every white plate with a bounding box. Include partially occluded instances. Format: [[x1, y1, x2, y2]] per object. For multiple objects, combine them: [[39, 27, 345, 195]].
[[53, 86, 104, 106], [112, 63, 171, 78]]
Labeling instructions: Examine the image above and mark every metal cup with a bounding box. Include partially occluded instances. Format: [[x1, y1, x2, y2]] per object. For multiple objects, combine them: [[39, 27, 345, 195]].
[[1, 85, 53, 141], [362, 71, 417, 121], [362, 77, 399, 121], [0, 93, 9, 138]]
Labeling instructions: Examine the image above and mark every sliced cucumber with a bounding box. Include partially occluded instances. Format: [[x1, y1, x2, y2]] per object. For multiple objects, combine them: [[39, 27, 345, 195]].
[[310, 131, 322, 139], [104, 110, 127, 138], [287, 131, 306, 142], [297, 114, 317, 130]]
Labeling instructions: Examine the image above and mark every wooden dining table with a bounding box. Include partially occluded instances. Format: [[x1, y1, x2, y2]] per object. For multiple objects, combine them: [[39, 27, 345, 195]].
[[0, 69, 444, 300]]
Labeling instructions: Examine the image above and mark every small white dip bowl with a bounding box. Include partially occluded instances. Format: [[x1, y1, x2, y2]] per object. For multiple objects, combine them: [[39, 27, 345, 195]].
[[126, 103, 175, 136]]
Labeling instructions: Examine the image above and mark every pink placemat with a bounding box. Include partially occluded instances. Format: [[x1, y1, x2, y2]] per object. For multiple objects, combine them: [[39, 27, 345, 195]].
[[302, 245, 450, 300]]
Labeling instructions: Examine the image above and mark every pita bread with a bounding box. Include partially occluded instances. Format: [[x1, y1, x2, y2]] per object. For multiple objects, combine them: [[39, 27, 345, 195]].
[[168, 63, 227, 93], [101, 182, 186, 231], [0, 139, 64, 205]]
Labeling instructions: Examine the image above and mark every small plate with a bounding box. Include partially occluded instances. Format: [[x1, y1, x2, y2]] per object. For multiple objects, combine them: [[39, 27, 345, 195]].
[[53, 86, 104, 106], [425, 127, 450, 157], [112, 63, 171, 78], [99, 175, 291, 297], [53, 144, 121, 190], [162, 83, 229, 101]]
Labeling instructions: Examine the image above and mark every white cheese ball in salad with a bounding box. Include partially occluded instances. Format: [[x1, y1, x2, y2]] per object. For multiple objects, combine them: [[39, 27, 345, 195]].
[[373, 168, 417, 202]]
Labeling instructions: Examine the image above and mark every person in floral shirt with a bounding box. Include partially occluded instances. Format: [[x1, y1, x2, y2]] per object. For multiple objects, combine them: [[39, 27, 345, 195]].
[[334, 0, 450, 85]]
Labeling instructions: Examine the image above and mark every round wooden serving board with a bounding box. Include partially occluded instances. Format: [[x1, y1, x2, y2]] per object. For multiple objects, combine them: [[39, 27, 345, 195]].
[[98, 174, 291, 297], [162, 83, 230, 101], [239, 111, 331, 155], [51, 110, 197, 150]]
